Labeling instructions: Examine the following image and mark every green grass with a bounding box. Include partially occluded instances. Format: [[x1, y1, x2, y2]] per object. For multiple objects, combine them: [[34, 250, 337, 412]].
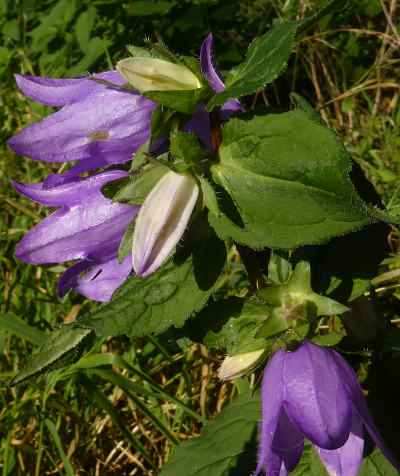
[[1, 0, 400, 473]]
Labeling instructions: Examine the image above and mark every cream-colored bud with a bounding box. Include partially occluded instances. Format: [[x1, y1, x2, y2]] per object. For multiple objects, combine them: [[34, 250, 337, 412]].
[[132, 170, 199, 277], [116, 57, 202, 92], [218, 349, 266, 381]]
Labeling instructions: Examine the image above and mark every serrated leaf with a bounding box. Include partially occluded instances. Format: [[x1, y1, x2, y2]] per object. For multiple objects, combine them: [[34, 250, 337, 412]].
[[76, 220, 226, 337], [358, 447, 399, 476], [209, 111, 380, 250], [198, 175, 220, 216], [10, 326, 93, 386], [206, 21, 299, 110], [206, 0, 346, 110], [160, 392, 260, 476], [311, 331, 344, 346]]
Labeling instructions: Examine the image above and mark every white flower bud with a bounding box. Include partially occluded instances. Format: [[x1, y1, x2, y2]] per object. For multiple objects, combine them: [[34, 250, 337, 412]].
[[218, 349, 266, 381], [116, 57, 202, 92], [132, 170, 199, 277]]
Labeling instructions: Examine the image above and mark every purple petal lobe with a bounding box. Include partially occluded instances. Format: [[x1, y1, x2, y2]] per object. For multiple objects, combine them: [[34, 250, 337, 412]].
[[14, 71, 126, 106], [254, 349, 286, 476], [316, 411, 364, 476], [58, 254, 132, 302], [266, 408, 304, 476], [283, 341, 352, 450], [11, 170, 127, 207], [200, 34, 225, 93], [7, 88, 155, 164], [332, 350, 400, 471]]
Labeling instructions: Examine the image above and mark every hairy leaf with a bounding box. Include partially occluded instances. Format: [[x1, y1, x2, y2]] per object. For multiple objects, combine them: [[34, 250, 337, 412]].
[[160, 392, 260, 476]]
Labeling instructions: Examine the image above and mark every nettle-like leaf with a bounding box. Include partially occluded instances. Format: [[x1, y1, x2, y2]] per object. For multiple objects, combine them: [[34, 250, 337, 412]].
[[209, 110, 392, 250], [10, 326, 93, 386], [75, 219, 226, 337], [206, 0, 346, 110], [160, 391, 260, 476]]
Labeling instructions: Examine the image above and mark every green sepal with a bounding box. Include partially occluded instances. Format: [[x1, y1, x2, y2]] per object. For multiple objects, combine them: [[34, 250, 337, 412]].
[[113, 163, 169, 206], [150, 105, 187, 142], [197, 175, 220, 216], [100, 177, 130, 200], [144, 84, 213, 115], [130, 140, 150, 172], [118, 217, 136, 264], [170, 132, 209, 166], [259, 261, 348, 318], [10, 326, 93, 386], [126, 45, 152, 58], [311, 331, 344, 347]]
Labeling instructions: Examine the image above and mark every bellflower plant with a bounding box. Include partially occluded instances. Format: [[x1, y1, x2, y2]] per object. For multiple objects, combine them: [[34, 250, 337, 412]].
[[255, 341, 400, 476], [9, 4, 400, 474]]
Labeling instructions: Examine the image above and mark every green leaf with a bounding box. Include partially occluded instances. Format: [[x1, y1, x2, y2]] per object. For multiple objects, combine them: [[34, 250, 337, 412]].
[[209, 111, 379, 250], [44, 419, 75, 476], [76, 220, 226, 337], [75, 7, 97, 52], [10, 326, 93, 386], [127, 1, 176, 16], [358, 447, 399, 476], [206, 21, 299, 110], [0, 313, 46, 345], [160, 392, 260, 476], [197, 175, 220, 216]]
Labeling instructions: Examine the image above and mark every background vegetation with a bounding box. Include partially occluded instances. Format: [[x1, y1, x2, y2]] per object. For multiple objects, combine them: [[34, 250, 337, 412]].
[[1, 0, 399, 474]]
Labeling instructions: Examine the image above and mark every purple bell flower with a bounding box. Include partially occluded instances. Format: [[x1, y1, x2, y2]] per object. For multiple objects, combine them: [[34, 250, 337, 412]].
[[7, 71, 156, 183], [12, 170, 138, 302], [255, 340, 400, 476]]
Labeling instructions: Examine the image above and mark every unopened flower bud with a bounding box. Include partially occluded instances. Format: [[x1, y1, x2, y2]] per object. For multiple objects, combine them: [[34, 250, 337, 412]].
[[132, 170, 199, 277], [116, 57, 202, 92], [218, 349, 266, 381]]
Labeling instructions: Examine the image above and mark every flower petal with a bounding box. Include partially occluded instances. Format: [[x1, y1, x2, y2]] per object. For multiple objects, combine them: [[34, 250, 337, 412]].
[[283, 341, 352, 450], [184, 106, 212, 150], [332, 350, 400, 471], [254, 349, 286, 476], [316, 411, 364, 476], [266, 408, 304, 476], [200, 34, 244, 120], [58, 254, 132, 302], [8, 87, 155, 164], [132, 170, 199, 277], [14, 71, 126, 106], [14, 171, 138, 264], [11, 170, 127, 207]]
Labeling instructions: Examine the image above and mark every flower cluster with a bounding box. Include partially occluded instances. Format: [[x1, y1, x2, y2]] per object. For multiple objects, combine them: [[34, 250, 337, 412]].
[[9, 35, 238, 302]]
